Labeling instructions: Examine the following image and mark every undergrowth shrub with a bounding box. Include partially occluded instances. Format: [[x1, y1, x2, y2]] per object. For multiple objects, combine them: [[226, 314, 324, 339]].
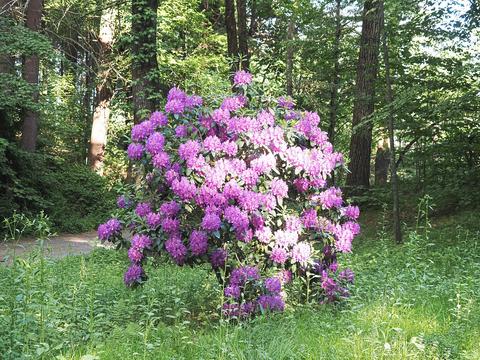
[[99, 71, 360, 317], [0, 139, 115, 233]]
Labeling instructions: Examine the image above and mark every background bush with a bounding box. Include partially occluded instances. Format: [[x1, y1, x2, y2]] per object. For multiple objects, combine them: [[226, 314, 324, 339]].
[[0, 139, 115, 234]]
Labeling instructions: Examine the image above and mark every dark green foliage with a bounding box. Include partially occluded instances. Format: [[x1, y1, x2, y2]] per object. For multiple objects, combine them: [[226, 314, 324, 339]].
[[0, 16, 53, 138], [44, 164, 116, 232], [0, 17, 51, 58], [0, 139, 115, 233]]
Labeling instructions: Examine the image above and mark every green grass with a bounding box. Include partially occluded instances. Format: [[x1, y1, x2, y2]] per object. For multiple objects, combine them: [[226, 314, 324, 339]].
[[0, 210, 479, 359]]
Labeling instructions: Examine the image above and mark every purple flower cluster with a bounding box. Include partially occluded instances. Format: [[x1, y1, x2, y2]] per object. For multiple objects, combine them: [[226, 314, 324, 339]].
[[317, 187, 343, 209], [277, 96, 295, 109], [145, 132, 165, 155], [258, 294, 285, 312], [264, 277, 282, 293], [270, 247, 288, 264], [165, 234, 187, 265], [201, 213, 221, 232], [131, 121, 155, 142], [98, 218, 121, 242], [341, 205, 360, 220], [164, 87, 202, 115], [117, 195, 128, 209], [127, 143, 144, 160], [126, 234, 152, 263], [233, 70, 253, 86], [269, 179, 288, 198], [210, 248, 227, 269], [223, 268, 285, 317], [189, 230, 208, 255], [146, 212, 161, 229], [135, 202, 152, 218], [124, 264, 144, 286]]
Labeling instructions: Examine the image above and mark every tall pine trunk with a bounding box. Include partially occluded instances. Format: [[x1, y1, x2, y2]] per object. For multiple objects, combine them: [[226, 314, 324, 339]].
[[382, 21, 402, 243], [131, 0, 160, 124], [346, 0, 383, 189], [328, 0, 342, 186], [236, 0, 249, 70], [88, 9, 115, 173], [21, 0, 43, 152]]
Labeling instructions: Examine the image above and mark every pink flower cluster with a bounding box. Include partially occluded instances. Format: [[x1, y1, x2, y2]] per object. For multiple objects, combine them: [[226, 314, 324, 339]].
[[101, 70, 360, 314]]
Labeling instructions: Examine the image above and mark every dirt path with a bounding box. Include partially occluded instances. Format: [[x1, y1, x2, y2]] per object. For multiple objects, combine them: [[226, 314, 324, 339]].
[[0, 231, 113, 263]]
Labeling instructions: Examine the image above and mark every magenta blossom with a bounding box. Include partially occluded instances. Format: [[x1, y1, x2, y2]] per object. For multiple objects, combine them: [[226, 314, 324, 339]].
[[233, 70, 253, 86], [124, 264, 144, 286]]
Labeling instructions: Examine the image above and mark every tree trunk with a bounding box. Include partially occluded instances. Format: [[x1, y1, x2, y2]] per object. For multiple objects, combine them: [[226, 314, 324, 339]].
[[131, 0, 160, 124], [0, 0, 14, 140], [328, 0, 342, 186], [88, 9, 115, 174], [374, 137, 390, 185], [225, 0, 238, 74], [236, 0, 249, 70], [382, 22, 402, 243], [20, 0, 43, 152], [249, 0, 258, 36], [346, 0, 383, 189], [285, 18, 295, 96]]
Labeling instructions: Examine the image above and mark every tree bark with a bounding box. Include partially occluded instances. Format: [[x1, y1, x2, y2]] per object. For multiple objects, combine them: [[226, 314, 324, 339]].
[[285, 18, 295, 96], [88, 9, 115, 174], [249, 0, 258, 36], [382, 21, 402, 243], [346, 0, 383, 189], [225, 0, 238, 74], [131, 0, 160, 124], [236, 0, 249, 70], [20, 0, 43, 152]]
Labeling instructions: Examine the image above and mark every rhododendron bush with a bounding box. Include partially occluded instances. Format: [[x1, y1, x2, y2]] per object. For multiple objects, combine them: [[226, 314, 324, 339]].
[[98, 71, 360, 317]]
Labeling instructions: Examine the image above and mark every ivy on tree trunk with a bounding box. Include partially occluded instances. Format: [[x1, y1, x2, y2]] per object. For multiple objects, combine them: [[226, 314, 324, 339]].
[[131, 0, 161, 124], [21, 0, 43, 152]]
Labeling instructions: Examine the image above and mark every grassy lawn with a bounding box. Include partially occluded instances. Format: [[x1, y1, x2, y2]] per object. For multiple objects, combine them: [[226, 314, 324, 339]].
[[1, 210, 479, 359]]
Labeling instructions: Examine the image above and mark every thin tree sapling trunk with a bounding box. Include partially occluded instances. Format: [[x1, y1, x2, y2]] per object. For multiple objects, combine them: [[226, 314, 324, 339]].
[[382, 23, 402, 244], [374, 137, 390, 185]]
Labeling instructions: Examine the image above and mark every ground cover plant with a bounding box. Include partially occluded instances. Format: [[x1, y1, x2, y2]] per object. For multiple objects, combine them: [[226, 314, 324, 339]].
[[0, 209, 479, 359]]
